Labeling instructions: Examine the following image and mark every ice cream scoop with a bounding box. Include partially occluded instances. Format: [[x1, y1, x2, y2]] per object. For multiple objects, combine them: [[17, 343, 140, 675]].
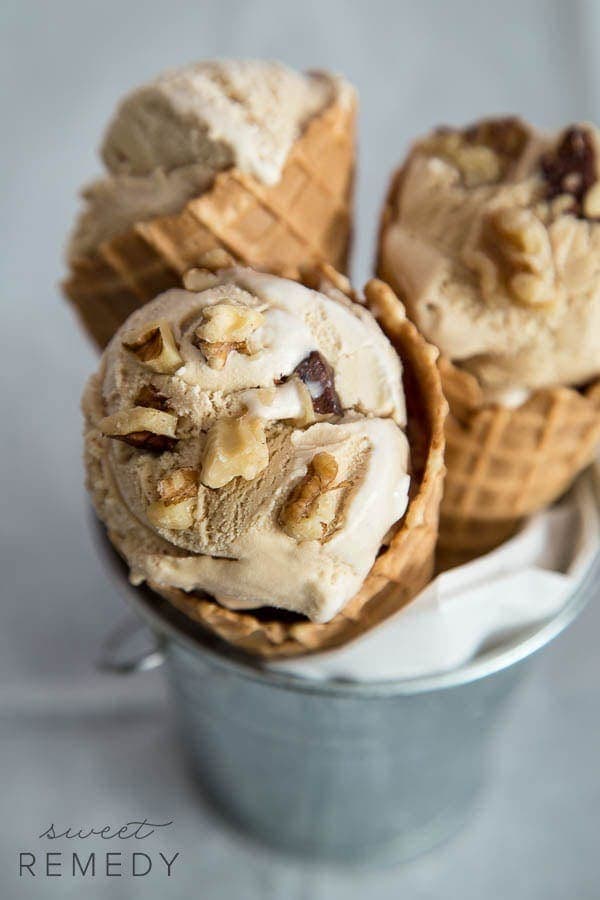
[[64, 59, 356, 350], [84, 266, 410, 624], [378, 117, 600, 404], [68, 59, 349, 260]]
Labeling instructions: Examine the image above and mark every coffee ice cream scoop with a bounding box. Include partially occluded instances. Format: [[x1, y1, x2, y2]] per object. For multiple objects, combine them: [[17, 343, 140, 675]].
[[379, 117, 600, 403], [69, 59, 351, 259], [84, 267, 410, 623]]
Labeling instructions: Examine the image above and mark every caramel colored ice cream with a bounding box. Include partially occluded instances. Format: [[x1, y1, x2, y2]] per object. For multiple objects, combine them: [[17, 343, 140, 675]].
[[379, 118, 600, 404], [84, 267, 410, 623], [69, 60, 352, 259]]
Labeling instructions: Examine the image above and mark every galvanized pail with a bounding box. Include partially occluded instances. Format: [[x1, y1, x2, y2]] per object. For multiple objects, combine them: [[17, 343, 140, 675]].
[[98, 529, 598, 863]]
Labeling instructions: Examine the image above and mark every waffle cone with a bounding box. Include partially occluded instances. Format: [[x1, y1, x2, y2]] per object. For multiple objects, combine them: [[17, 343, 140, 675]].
[[436, 358, 600, 564], [64, 96, 356, 349], [145, 273, 446, 658]]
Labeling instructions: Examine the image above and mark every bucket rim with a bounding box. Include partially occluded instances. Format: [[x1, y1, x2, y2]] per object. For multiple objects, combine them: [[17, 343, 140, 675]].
[[93, 515, 598, 698]]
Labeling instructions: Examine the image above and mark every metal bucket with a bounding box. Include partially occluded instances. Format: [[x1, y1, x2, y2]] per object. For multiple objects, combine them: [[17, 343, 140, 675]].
[[98, 528, 598, 863]]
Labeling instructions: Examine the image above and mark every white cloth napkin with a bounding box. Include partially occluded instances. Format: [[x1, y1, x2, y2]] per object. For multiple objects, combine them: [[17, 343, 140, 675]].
[[269, 471, 600, 682]]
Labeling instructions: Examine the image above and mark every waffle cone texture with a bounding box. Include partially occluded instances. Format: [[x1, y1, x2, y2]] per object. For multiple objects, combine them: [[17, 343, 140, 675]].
[[377, 180, 600, 567], [64, 96, 356, 349], [435, 359, 600, 566], [144, 271, 447, 658]]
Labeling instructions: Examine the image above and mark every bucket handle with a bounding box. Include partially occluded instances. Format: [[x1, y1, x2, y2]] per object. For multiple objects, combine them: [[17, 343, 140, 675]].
[[98, 618, 165, 674]]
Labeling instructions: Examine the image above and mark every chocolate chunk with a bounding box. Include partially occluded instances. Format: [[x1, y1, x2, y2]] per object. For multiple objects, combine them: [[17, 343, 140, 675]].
[[113, 431, 178, 452], [541, 126, 597, 216], [134, 384, 171, 412], [293, 351, 342, 416]]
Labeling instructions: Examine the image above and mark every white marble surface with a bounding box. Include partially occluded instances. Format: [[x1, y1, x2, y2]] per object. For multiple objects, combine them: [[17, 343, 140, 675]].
[[1, 0, 600, 896]]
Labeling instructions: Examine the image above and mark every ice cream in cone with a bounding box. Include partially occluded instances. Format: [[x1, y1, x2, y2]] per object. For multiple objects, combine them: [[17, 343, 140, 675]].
[[83, 262, 446, 657], [377, 117, 600, 565], [64, 60, 356, 348]]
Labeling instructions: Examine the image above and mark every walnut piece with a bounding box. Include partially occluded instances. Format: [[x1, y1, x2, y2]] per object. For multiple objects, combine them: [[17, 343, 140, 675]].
[[157, 467, 198, 504], [122, 320, 183, 374], [201, 415, 269, 489], [196, 303, 264, 343], [196, 341, 234, 370], [280, 452, 340, 542], [423, 131, 501, 186], [134, 384, 170, 411], [193, 302, 264, 370], [146, 497, 196, 530], [464, 117, 529, 161], [146, 468, 199, 530], [478, 207, 555, 308], [421, 117, 529, 187], [195, 249, 236, 271], [99, 407, 178, 451], [182, 268, 220, 292]]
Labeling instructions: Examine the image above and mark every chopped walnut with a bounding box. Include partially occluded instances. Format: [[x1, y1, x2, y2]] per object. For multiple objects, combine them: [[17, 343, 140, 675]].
[[194, 340, 231, 370], [134, 384, 170, 411], [122, 320, 183, 374], [99, 407, 178, 451], [193, 302, 264, 370], [196, 303, 264, 343], [201, 415, 269, 489], [421, 130, 501, 186], [280, 452, 340, 542], [464, 117, 529, 160], [157, 467, 198, 504], [195, 249, 236, 271], [182, 268, 220, 292], [147, 497, 196, 530], [541, 126, 600, 219], [475, 206, 555, 308], [146, 467, 199, 530], [420, 117, 529, 187]]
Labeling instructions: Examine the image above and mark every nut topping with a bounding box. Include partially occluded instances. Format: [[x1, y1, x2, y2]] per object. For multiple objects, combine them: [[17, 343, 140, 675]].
[[147, 497, 196, 531], [201, 415, 269, 489], [146, 467, 199, 530], [122, 320, 183, 374], [476, 206, 555, 308], [134, 384, 171, 411], [541, 126, 600, 218], [463, 117, 529, 161], [157, 467, 198, 504], [196, 303, 264, 343], [293, 351, 342, 416], [420, 117, 529, 187], [195, 341, 235, 371], [280, 452, 340, 542], [195, 249, 236, 271], [422, 130, 500, 186], [182, 268, 220, 292], [193, 302, 264, 370], [99, 407, 178, 452]]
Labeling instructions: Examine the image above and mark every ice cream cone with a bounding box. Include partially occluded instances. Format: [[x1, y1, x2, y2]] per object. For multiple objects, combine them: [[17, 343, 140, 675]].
[[64, 95, 355, 349], [377, 145, 600, 569], [146, 274, 447, 658]]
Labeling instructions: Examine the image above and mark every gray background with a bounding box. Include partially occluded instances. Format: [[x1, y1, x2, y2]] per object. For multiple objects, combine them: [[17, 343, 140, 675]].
[[1, 0, 599, 896]]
